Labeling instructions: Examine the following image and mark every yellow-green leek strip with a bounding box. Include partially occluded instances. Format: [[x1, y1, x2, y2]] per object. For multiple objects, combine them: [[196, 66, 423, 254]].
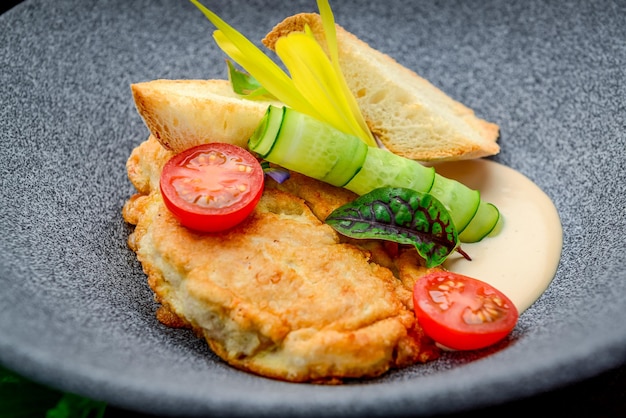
[[315, 0, 375, 145], [190, 0, 315, 116], [189, 0, 377, 147], [275, 30, 368, 141], [211, 30, 317, 117]]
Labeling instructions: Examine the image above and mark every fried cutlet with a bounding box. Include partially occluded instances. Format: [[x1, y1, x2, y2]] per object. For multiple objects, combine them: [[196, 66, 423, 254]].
[[122, 136, 439, 383]]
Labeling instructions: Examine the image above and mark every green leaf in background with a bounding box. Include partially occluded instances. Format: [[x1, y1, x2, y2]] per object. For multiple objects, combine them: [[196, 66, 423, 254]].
[[325, 187, 459, 268], [46, 393, 106, 418], [227, 60, 276, 99], [0, 365, 106, 418]]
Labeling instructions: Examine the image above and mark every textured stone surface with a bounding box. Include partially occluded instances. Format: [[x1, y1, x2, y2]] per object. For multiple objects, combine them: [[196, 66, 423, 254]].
[[0, 0, 624, 416]]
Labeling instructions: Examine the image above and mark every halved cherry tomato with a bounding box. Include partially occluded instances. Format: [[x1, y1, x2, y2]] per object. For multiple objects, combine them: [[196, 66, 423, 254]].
[[413, 271, 519, 350], [160, 143, 264, 233]]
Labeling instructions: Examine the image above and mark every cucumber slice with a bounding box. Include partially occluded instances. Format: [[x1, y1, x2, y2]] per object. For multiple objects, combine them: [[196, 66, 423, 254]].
[[249, 106, 367, 187], [344, 147, 435, 195], [248, 106, 500, 243], [249, 105, 284, 158], [458, 201, 501, 242], [428, 175, 480, 233]]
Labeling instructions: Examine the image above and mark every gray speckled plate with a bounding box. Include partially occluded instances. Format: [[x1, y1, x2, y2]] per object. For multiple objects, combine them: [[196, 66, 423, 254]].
[[1, 0, 625, 416]]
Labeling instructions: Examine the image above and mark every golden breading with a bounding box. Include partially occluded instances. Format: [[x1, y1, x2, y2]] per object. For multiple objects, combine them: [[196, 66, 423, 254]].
[[122, 136, 439, 383]]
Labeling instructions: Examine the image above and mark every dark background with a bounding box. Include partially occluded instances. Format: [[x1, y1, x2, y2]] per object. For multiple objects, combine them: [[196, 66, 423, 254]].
[[116, 366, 626, 417], [1, 0, 21, 15]]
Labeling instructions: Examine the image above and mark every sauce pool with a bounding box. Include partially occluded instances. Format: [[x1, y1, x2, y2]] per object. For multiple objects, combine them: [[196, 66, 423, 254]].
[[436, 159, 563, 313]]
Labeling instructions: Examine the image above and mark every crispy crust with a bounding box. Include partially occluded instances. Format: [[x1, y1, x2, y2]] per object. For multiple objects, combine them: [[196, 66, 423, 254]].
[[123, 137, 439, 383]]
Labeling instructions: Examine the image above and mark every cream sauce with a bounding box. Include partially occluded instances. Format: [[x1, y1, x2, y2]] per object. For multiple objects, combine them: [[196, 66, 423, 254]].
[[435, 159, 563, 313]]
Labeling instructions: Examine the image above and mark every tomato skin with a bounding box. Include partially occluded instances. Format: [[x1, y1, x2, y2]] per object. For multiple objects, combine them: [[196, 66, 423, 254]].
[[159, 143, 264, 233], [413, 271, 519, 351]]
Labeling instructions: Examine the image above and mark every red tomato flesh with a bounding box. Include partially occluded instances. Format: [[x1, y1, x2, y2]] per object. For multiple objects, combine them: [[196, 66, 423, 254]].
[[413, 271, 519, 350], [160, 143, 264, 233]]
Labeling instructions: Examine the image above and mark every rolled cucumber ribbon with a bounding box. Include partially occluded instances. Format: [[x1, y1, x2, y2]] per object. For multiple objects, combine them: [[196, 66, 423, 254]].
[[249, 105, 500, 242]]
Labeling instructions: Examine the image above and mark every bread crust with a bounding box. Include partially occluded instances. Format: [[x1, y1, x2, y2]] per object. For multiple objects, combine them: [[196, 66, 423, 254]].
[[131, 79, 278, 154]]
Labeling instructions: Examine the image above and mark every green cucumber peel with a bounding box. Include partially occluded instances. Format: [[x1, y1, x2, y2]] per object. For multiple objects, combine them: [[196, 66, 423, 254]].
[[250, 105, 367, 187], [427, 175, 480, 233], [250, 106, 284, 158], [248, 105, 500, 243], [325, 187, 466, 268], [458, 201, 501, 242], [344, 146, 436, 196]]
